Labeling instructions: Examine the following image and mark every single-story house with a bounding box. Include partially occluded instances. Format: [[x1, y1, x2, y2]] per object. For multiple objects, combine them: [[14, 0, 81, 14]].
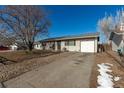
[[109, 31, 124, 52], [34, 32, 99, 53], [34, 41, 42, 50]]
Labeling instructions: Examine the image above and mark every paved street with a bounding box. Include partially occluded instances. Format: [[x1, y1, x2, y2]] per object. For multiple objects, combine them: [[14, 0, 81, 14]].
[[3, 52, 95, 88]]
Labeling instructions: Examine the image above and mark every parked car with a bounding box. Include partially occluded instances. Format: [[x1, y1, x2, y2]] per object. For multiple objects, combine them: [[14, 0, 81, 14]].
[[0, 46, 10, 51]]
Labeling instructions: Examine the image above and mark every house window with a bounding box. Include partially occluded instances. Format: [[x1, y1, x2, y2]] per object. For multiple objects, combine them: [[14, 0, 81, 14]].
[[65, 40, 76, 46]]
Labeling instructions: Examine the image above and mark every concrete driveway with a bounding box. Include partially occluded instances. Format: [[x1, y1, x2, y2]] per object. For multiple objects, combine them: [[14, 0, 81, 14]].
[[3, 52, 95, 88]]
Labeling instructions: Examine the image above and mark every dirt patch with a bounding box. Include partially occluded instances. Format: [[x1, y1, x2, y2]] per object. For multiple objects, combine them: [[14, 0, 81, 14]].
[[90, 51, 124, 88]]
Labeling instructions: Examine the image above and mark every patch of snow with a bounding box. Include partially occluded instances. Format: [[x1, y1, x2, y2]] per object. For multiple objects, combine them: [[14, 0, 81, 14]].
[[114, 77, 120, 81], [97, 63, 114, 88], [97, 63, 121, 88]]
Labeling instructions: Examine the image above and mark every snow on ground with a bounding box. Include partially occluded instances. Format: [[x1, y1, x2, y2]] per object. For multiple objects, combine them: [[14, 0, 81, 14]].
[[114, 77, 120, 81], [97, 63, 120, 88]]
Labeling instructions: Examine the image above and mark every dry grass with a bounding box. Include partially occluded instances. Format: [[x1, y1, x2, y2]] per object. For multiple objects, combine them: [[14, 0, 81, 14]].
[[0, 50, 63, 83], [0, 50, 60, 62], [90, 51, 124, 88]]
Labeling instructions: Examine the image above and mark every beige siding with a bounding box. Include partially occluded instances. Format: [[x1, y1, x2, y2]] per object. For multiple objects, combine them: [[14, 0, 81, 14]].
[[36, 37, 98, 53], [61, 40, 80, 52], [94, 38, 98, 53], [61, 41, 65, 51], [54, 41, 57, 51]]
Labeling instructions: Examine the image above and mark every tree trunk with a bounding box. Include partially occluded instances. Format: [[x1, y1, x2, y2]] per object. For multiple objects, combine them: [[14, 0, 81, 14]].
[[28, 42, 33, 51]]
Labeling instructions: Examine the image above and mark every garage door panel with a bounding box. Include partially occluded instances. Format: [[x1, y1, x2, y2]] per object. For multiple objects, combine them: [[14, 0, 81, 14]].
[[81, 40, 95, 53]]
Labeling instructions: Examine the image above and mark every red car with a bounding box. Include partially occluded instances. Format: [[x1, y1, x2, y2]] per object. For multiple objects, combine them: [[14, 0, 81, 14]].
[[0, 46, 10, 51]]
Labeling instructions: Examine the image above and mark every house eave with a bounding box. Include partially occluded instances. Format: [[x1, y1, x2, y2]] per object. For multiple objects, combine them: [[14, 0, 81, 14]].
[[45, 36, 98, 42]]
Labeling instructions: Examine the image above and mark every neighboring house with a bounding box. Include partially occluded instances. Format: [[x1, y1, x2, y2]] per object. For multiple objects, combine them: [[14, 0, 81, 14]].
[[0, 44, 17, 51], [109, 32, 123, 52], [34, 42, 43, 50], [10, 44, 18, 51], [34, 32, 99, 53]]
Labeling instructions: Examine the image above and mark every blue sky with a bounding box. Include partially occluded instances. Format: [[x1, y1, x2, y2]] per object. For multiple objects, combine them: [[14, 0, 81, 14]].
[[0, 5, 123, 42], [42, 5, 124, 39]]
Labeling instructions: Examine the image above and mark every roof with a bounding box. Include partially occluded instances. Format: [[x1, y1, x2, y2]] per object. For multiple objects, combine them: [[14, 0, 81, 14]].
[[40, 32, 99, 42], [109, 31, 122, 40], [109, 32, 115, 40]]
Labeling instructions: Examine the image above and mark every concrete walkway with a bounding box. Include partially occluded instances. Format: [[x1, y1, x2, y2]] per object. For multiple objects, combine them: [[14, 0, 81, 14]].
[[3, 53, 95, 88]]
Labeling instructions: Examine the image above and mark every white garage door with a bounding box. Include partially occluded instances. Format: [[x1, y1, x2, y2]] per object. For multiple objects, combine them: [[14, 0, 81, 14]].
[[81, 40, 95, 53]]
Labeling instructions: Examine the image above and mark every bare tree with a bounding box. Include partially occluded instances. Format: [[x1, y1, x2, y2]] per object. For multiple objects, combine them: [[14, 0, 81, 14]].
[[0, 29, 16, 46], [98, 9, 124, 42], [0, 6, 50, 51]]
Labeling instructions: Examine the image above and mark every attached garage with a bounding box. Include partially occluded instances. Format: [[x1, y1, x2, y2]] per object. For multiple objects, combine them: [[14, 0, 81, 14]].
[[35, 32, 99, 53], [81, 40, 95, 53]]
